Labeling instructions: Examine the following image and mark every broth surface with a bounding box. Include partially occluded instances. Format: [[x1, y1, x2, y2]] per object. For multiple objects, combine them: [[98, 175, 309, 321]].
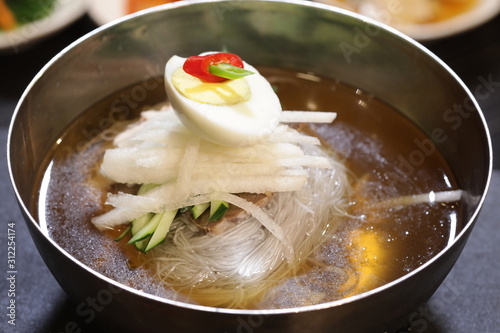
[[34, 67, 461, 308]]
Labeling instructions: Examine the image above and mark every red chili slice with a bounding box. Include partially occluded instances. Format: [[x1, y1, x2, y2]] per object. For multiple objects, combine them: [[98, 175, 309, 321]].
[[183, 53, 244, 83]]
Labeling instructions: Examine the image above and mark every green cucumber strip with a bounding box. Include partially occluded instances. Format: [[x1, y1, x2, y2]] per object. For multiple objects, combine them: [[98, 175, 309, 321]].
[[128, 185, 157, 250], [131, 212, 154, 235], [137, 183, 158, 195], [191, 202, 210, 219], [134, 237, 150, 252], [131, 213, 153, 251], [114, 225, 131, 242], [145, 210, 177, 252], [208, 200, 229, 221], [208, 63, 254, 80], [128, 213, 163, 244]]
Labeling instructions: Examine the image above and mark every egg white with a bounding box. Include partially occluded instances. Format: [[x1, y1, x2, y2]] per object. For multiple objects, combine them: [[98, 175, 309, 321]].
[[164, 54, 282, 147]]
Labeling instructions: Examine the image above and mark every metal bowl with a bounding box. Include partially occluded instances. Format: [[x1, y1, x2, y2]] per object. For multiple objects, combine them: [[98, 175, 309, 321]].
[[8, 0, 492, 332]]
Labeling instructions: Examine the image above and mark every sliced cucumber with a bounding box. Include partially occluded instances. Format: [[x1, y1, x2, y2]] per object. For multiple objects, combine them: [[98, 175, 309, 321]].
[[208, 200, 229, 221], [128, 213, 163, 244], [144, 210, 177, 252], [130, 188, 157, 251], [134, 237, 150, 252], [131, 212, 154, 235], [114, 225, 131, 242], [129, 213, 153, 251], [191, 202, 210, 219], [115, 183, 168, 252]]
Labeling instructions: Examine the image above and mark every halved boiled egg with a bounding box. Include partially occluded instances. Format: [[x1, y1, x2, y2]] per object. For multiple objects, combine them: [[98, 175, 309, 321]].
[[164, 54, 282, 147]]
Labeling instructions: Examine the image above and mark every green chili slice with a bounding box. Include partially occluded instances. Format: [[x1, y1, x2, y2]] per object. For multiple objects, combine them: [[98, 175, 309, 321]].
[[208, 63, 254, 80]]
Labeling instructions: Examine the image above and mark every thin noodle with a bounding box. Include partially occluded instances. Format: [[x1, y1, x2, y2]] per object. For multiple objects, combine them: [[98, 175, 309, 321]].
[[142, 144, 351, 308]]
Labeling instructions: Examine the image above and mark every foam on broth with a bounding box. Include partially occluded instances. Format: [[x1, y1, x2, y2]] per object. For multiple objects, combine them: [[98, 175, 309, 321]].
[[33, 67, 462, 309]]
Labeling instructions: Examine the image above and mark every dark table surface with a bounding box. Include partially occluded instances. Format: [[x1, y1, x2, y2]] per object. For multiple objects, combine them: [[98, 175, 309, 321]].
[[1, 9, 499, 333]]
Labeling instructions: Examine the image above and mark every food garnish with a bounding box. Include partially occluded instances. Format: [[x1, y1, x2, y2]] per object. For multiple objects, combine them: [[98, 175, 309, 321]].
[[183, 52, 254, 82], [171, 61, 252, 106], [164, 52, 283, 146]]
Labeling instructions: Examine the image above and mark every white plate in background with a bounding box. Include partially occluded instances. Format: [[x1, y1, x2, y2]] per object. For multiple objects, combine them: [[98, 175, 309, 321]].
[[87, 0, 128, 27], [0, 0, 86, 52]]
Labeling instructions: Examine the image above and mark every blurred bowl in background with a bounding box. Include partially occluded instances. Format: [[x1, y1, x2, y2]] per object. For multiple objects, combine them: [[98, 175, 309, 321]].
[[0, 0, 86, 53]]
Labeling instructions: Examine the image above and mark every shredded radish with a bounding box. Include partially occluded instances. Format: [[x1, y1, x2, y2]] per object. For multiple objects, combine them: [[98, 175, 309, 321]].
[[101, 150, 329, 185], [174, 136, 200, 201], [105, 172, 309, 213], [92, 207, 144, 230], [279, 111, 337, 123], [92, 193, 215, 230], [100, 139, 313, 184], [210, 192, 293, 258], [268, 125, 321, 145]]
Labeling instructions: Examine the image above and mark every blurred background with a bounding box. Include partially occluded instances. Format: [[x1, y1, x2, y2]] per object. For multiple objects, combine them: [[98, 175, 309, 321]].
[[1, 1, 499, 332]]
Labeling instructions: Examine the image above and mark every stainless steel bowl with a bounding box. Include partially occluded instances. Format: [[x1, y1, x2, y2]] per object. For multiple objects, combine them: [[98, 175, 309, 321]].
[[8, 0, 492, 332]]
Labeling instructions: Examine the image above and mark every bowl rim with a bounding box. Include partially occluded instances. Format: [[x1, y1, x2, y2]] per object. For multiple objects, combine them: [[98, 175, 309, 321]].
[[7, 0, 493, 316]]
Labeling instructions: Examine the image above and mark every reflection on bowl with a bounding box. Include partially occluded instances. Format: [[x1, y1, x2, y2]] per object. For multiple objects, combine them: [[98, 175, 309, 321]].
[[8, 1, 491, 332]]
